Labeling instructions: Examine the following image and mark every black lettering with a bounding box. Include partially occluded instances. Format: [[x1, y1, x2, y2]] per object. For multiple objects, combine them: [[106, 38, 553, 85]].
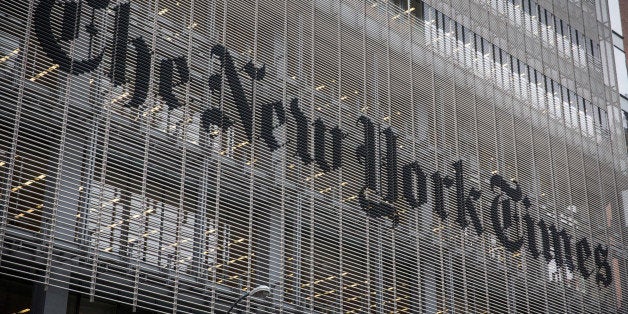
[[290, 100, 312, 165], [159, 57, 190, 110], [358, 187, 399, 227], [489, 175, 523, 225], [576, 238, 592, 279], [402, 162, 427, 209], [201, 107, 233, 135], [355, 117, 398, 226], [208, 73, 222, 92], [548, 225, 575, 271], [381, 128, 398, 203], [490, 175, 524, 253], [61, 1, 81, 41], [34, 0, 104, 74], [330, 126, 344, 170], [110, 2, 131, 86], [312, 119, 344, 171], [453, 160, 483, 235], [536, 221, 575, 271], [356, 116, 377, 191], [524, 213, 540, 259], [210, 45, 254, 142], [30, 8, 615, 287], [125, 37, 152, 108], [594, 244, 612, 287], [313, 118, 330, 171], [491, 194, 523, 253], [431, 171, 453, 221], [538, 219, 553, 262], [242, 60, 266, 81], [260, 100, 286, 151]]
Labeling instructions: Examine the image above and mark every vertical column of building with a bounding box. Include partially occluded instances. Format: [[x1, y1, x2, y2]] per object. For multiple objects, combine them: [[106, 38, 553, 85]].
[[32, 64, 94, 314], [419, 2, 439, 312], [598, 0, 628, 311]]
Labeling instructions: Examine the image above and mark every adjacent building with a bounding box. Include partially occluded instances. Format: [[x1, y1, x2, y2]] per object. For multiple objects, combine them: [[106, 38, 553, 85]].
[[1, 0, 627, 313]]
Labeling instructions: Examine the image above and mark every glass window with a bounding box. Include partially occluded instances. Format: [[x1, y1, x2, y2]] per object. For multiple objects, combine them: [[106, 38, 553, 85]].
[[495, 47, 504, 88], [540, 9, 549, 44], [410, 0, 423, 19], [483, 38, 493, 79], [614, 47, 628, 97], [599, 107, 609, 131], [0, 277, 32, 314], [623, 110, 628, 152], [473, 33, 482, 75], [556, 19, 565, 53], [545, 76, 554, 116], [530, 0, 538, 15], [585, 100, 594, 136], [508, 0, 516, 21], [423, 4, 436, 42], [512, 58, 522, 96], [530, 68, 540, 108], [563, 24, 572, 58], [537, 71, 546, 110], [546, 11, 555, 46], [578, 31, 587, 66], [578, 96, 587, 134], [569, 90, 578, 128], [520, 62, 529, 100], [571, 27, 578, 53], [552, 80, 562, 120], [527, 0, 539, 35], [593, 104, 601, 132], [513, 0, 523, 25], [434, 11, 442, 46], [497, 0, 507, 14], [393, 0, 409, 10], [502, 50, 511, 90], [444, 16, 454, 55], [464, 27, 474, 68], [561, 86, 569, 125], [608, 0, 623, 35], [457, 23, 465, 64], [588, 39, 601, 61], [6, 154, 48, 233], [72, 295, 117, 314], [537, 4, 543, 26]]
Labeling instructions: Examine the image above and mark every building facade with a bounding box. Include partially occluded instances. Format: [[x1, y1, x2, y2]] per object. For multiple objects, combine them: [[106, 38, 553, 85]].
[[617, 0, 627, 65], [1, 0, 628, 313]]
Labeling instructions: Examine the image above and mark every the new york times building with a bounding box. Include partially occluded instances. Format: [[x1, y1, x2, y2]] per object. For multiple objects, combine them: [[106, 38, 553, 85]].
[[0, 0, 627, 313]]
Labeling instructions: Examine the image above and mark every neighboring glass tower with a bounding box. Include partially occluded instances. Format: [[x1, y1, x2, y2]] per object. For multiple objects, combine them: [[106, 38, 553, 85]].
[[0, 0, 627, 313]]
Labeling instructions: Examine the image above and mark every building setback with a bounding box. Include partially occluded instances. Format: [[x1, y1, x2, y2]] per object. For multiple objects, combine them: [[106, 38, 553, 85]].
[[0, 0, 627, 313]]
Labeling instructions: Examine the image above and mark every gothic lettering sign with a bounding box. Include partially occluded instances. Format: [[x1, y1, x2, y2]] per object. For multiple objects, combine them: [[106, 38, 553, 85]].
[[33, 0, 612, 287]]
